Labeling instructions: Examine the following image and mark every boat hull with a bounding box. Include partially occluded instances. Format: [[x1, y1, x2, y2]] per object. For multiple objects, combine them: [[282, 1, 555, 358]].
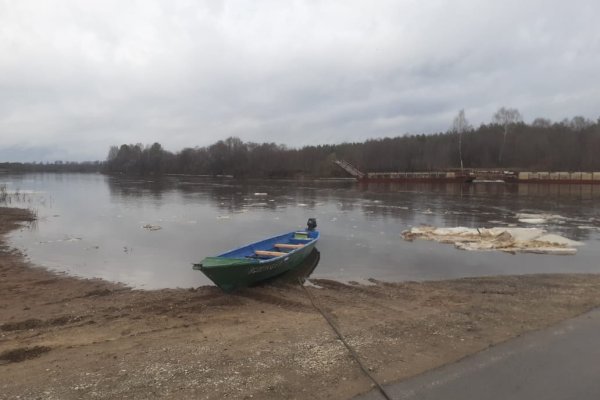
[[194, 231, 319, 292]]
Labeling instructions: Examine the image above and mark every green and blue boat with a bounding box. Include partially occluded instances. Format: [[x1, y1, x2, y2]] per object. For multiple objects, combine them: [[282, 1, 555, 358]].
[[193, 219, 319, 292]]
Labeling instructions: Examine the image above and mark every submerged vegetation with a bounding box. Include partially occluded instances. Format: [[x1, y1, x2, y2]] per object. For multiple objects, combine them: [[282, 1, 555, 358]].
[[104, 113, 600, 177], [0, 184, 39, 221]]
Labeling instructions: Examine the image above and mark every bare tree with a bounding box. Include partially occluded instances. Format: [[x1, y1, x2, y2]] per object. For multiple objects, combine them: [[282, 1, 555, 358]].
[[570, 116, 592, 131], [106, 146, 119, 161], [451, 109, 472, 171], [493, 107, 522, 164], [532, 117, 551, 128]]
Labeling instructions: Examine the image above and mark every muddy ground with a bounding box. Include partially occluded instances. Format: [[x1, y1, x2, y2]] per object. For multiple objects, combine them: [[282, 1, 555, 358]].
[[2, 206, 600, 400]]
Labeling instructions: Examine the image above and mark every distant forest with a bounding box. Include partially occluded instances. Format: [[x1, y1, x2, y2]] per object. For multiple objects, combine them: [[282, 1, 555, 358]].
[[104, 112, 600, 177], [0, 161, 102, 173], [3, 111, 600, 177]]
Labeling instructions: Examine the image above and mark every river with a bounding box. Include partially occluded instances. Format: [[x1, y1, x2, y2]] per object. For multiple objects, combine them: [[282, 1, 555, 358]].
[[2, 173, 599, 289]]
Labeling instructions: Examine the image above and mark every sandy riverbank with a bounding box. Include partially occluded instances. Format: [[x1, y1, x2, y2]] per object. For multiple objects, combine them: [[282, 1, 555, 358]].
[[2, 206, 600, 399]]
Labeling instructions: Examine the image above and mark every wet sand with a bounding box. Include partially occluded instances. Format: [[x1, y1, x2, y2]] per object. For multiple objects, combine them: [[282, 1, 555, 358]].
[[2, 206, 600, 399]]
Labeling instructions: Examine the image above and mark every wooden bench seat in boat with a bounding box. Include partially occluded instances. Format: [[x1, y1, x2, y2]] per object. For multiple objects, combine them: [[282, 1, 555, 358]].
[[274, 243, 304, 249], [254, 250, 288, 258]]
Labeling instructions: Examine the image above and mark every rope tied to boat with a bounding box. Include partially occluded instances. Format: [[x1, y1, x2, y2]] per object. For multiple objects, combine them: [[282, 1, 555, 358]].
[[298, 279, 393, 400]]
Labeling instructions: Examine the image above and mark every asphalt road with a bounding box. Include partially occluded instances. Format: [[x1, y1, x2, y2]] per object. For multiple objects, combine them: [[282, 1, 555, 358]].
[[355, 308, 600, 400]]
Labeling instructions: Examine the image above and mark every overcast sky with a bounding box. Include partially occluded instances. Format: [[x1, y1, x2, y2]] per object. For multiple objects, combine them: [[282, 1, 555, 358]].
[[1, 0, 599, 161]]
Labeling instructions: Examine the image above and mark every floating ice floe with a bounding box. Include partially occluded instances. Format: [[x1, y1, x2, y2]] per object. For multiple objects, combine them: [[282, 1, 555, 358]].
[[519, 218, 546, 224], [402, 226, 583, 255], [578, 225, 600, 231], [516, 212, 566, 224], [142, 224, 162, 231], [3, 190, 44, 194], [38, 235, 82, 244], [487, 220, 509, 225]]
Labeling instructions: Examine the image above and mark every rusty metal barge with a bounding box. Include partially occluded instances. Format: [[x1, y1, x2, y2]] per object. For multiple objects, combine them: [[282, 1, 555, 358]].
[[515, 171, 600, 184], [334, 160, 475, 183], [334, 160, 600, 184]]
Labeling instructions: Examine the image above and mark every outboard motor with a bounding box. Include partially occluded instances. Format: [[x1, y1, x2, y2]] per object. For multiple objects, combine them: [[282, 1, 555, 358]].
[[307, 218, 317, 231]]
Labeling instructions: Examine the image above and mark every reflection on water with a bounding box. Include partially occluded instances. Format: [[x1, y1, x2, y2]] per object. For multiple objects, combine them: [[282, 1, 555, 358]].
[[2, 173, 600, 289]]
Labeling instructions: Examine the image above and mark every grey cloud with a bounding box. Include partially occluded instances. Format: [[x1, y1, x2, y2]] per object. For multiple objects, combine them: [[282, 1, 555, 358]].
[[0, 0, 599, 161]]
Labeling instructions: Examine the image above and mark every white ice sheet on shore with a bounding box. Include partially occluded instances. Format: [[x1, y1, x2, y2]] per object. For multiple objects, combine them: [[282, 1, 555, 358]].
[[402, 226, 582, 255]]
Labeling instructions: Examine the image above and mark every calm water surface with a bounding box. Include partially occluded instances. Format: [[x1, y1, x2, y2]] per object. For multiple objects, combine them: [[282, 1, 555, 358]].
[[2, 173, 600, 289]]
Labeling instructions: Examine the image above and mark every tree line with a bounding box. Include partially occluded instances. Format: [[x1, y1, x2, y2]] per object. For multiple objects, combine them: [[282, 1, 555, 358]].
[[0, 161, 103, 173], [2, 110, 599, 177], [105, 112, 600, 177]]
